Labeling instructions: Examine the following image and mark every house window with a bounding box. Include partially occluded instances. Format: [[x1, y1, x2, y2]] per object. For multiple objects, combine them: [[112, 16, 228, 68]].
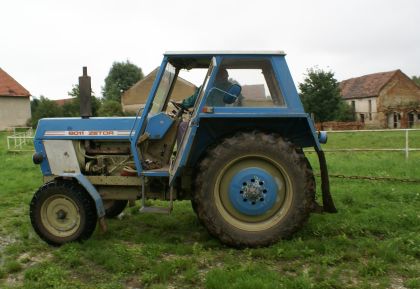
[[351, 101, 356, 119], [368, 100, 372, 120], [393, 112, 401, 128], [360, 113, 365, 123], [408, 112, 415, 128], [388, 112, 402, 129]]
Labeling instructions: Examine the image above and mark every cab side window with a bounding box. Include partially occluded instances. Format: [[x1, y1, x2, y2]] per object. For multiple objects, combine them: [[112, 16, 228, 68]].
[[212, 58, 285, 107]]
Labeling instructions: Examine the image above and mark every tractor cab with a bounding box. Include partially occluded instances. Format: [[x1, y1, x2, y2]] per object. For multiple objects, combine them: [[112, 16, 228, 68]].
[[131, 52, 321, 181]]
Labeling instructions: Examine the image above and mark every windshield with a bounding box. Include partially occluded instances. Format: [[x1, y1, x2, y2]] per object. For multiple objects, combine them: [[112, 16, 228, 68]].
[[149, 63, 176, 115], [189, 58, 215, 117]]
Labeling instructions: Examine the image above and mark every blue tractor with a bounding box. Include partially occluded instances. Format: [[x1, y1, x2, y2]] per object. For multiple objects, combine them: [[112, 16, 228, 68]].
[[31, 51, 336, 247]]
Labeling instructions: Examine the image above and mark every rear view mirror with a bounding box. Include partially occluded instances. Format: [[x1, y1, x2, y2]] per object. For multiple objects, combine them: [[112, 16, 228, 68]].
[[224, 84, 242, 104]]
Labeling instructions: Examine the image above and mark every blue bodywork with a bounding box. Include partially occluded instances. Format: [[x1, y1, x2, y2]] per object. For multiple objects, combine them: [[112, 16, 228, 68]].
[[34, 51, 326, 216], [145, 113, 174, 140]]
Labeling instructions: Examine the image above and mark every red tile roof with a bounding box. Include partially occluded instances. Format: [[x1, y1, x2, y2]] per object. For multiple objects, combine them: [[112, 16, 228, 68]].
[[0, 68, 30, 97], [340, 70, 399, 99], [54, 98, 74, 106]]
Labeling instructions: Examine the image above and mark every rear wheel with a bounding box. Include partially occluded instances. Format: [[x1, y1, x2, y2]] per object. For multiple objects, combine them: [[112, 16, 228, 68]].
[[30, 180, 97, 246], [194, 132, 314, 247]]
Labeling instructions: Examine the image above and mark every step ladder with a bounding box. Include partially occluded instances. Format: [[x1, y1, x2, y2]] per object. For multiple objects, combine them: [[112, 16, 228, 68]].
[[139, 177, 173, 214]]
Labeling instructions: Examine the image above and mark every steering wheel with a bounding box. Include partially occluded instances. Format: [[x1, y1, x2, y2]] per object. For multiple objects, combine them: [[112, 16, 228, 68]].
[[169, 100, 189, 118], [170, 100, 184, 111]]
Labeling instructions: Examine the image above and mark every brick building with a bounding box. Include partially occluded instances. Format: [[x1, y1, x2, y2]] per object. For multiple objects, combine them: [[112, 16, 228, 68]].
[[340, 70, 420, 128]]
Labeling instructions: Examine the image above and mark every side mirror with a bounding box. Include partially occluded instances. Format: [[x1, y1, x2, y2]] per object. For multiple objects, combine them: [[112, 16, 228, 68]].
[[223, 84, 242, 104]]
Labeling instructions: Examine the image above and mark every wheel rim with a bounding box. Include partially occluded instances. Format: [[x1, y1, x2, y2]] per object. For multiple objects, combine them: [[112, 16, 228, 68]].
[[40, 194, 81, 238], [214, 155, 293, 232]]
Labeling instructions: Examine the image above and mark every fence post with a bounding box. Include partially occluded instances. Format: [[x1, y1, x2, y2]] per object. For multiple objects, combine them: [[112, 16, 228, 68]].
[[405, 129, 409, 160]]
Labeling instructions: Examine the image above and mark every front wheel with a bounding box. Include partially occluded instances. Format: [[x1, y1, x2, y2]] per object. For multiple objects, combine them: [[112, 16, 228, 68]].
[[193, 132, 315, 247], [30, 180, 97, 246]]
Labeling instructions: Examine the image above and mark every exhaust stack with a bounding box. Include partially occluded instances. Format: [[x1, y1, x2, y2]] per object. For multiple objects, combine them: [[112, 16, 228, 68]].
[[79, 66, 92, 118]]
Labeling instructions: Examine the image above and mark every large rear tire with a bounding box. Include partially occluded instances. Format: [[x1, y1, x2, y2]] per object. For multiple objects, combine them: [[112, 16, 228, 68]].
[[193, 132, 315, 247], [30, 180, 97, 246]]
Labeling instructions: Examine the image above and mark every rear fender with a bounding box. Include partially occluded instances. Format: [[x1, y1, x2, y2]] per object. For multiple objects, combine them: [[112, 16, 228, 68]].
[[186, 115, 322, 168]]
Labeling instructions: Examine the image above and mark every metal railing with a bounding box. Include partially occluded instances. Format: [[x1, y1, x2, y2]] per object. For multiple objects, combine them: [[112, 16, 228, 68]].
[[6, 127, 34, 152], [316, 128, 420, 159]]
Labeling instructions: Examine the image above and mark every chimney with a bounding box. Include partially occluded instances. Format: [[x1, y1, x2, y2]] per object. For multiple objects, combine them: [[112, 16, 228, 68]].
[[79, 66, 92, 118]]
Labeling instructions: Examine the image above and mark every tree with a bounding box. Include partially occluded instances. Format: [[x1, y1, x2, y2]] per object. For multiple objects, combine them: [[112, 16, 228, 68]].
[[299, 68, 352, 123], [336, 102, 355, 121], [97, 100, 124, 116], [29, 96, 63, 127], [102, 60, 144, 102], [412, 76, 420, 87], [62, 85, 101, 117]]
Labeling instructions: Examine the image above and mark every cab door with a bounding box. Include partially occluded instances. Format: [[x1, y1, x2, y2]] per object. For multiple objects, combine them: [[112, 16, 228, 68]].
[[169, 57, 219, 184]]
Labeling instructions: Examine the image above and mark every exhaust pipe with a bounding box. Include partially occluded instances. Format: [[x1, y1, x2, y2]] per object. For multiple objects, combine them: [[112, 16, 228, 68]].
[[79, 66, 92, 118]]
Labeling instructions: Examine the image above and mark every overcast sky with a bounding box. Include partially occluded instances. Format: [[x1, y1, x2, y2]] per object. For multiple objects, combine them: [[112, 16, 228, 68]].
[[1, 0, 419, 100]]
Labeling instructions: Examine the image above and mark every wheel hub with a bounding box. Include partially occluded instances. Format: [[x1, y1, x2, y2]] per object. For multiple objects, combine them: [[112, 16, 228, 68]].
[[241, 176, 266, 203], [56, 209, 67, 220], [229, 168, 280, 216]]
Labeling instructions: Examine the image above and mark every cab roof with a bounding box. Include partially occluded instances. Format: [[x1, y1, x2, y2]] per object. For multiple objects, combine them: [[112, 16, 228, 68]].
[[164, 51, 286, 69], [164, 50, 286, 56]]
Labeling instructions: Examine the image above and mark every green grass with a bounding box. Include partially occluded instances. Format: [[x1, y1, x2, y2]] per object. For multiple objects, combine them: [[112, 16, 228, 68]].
[[0, 131, 419, 288]]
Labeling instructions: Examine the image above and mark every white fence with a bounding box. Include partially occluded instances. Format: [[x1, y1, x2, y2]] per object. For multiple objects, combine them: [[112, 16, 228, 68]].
[[6, 127, 34, 152], [4, 127, 420, 157], [319, 128, 420, 159]]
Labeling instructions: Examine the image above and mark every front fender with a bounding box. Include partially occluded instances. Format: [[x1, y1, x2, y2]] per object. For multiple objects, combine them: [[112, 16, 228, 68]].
[[60, 173, 106, 218]]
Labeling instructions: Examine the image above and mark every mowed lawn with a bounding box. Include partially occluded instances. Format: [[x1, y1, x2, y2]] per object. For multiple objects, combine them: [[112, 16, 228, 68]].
[[0, 131, 419, 289]]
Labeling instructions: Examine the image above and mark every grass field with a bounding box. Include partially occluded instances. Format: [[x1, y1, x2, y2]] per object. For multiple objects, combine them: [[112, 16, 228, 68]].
[[0, 131, 419, 289]]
